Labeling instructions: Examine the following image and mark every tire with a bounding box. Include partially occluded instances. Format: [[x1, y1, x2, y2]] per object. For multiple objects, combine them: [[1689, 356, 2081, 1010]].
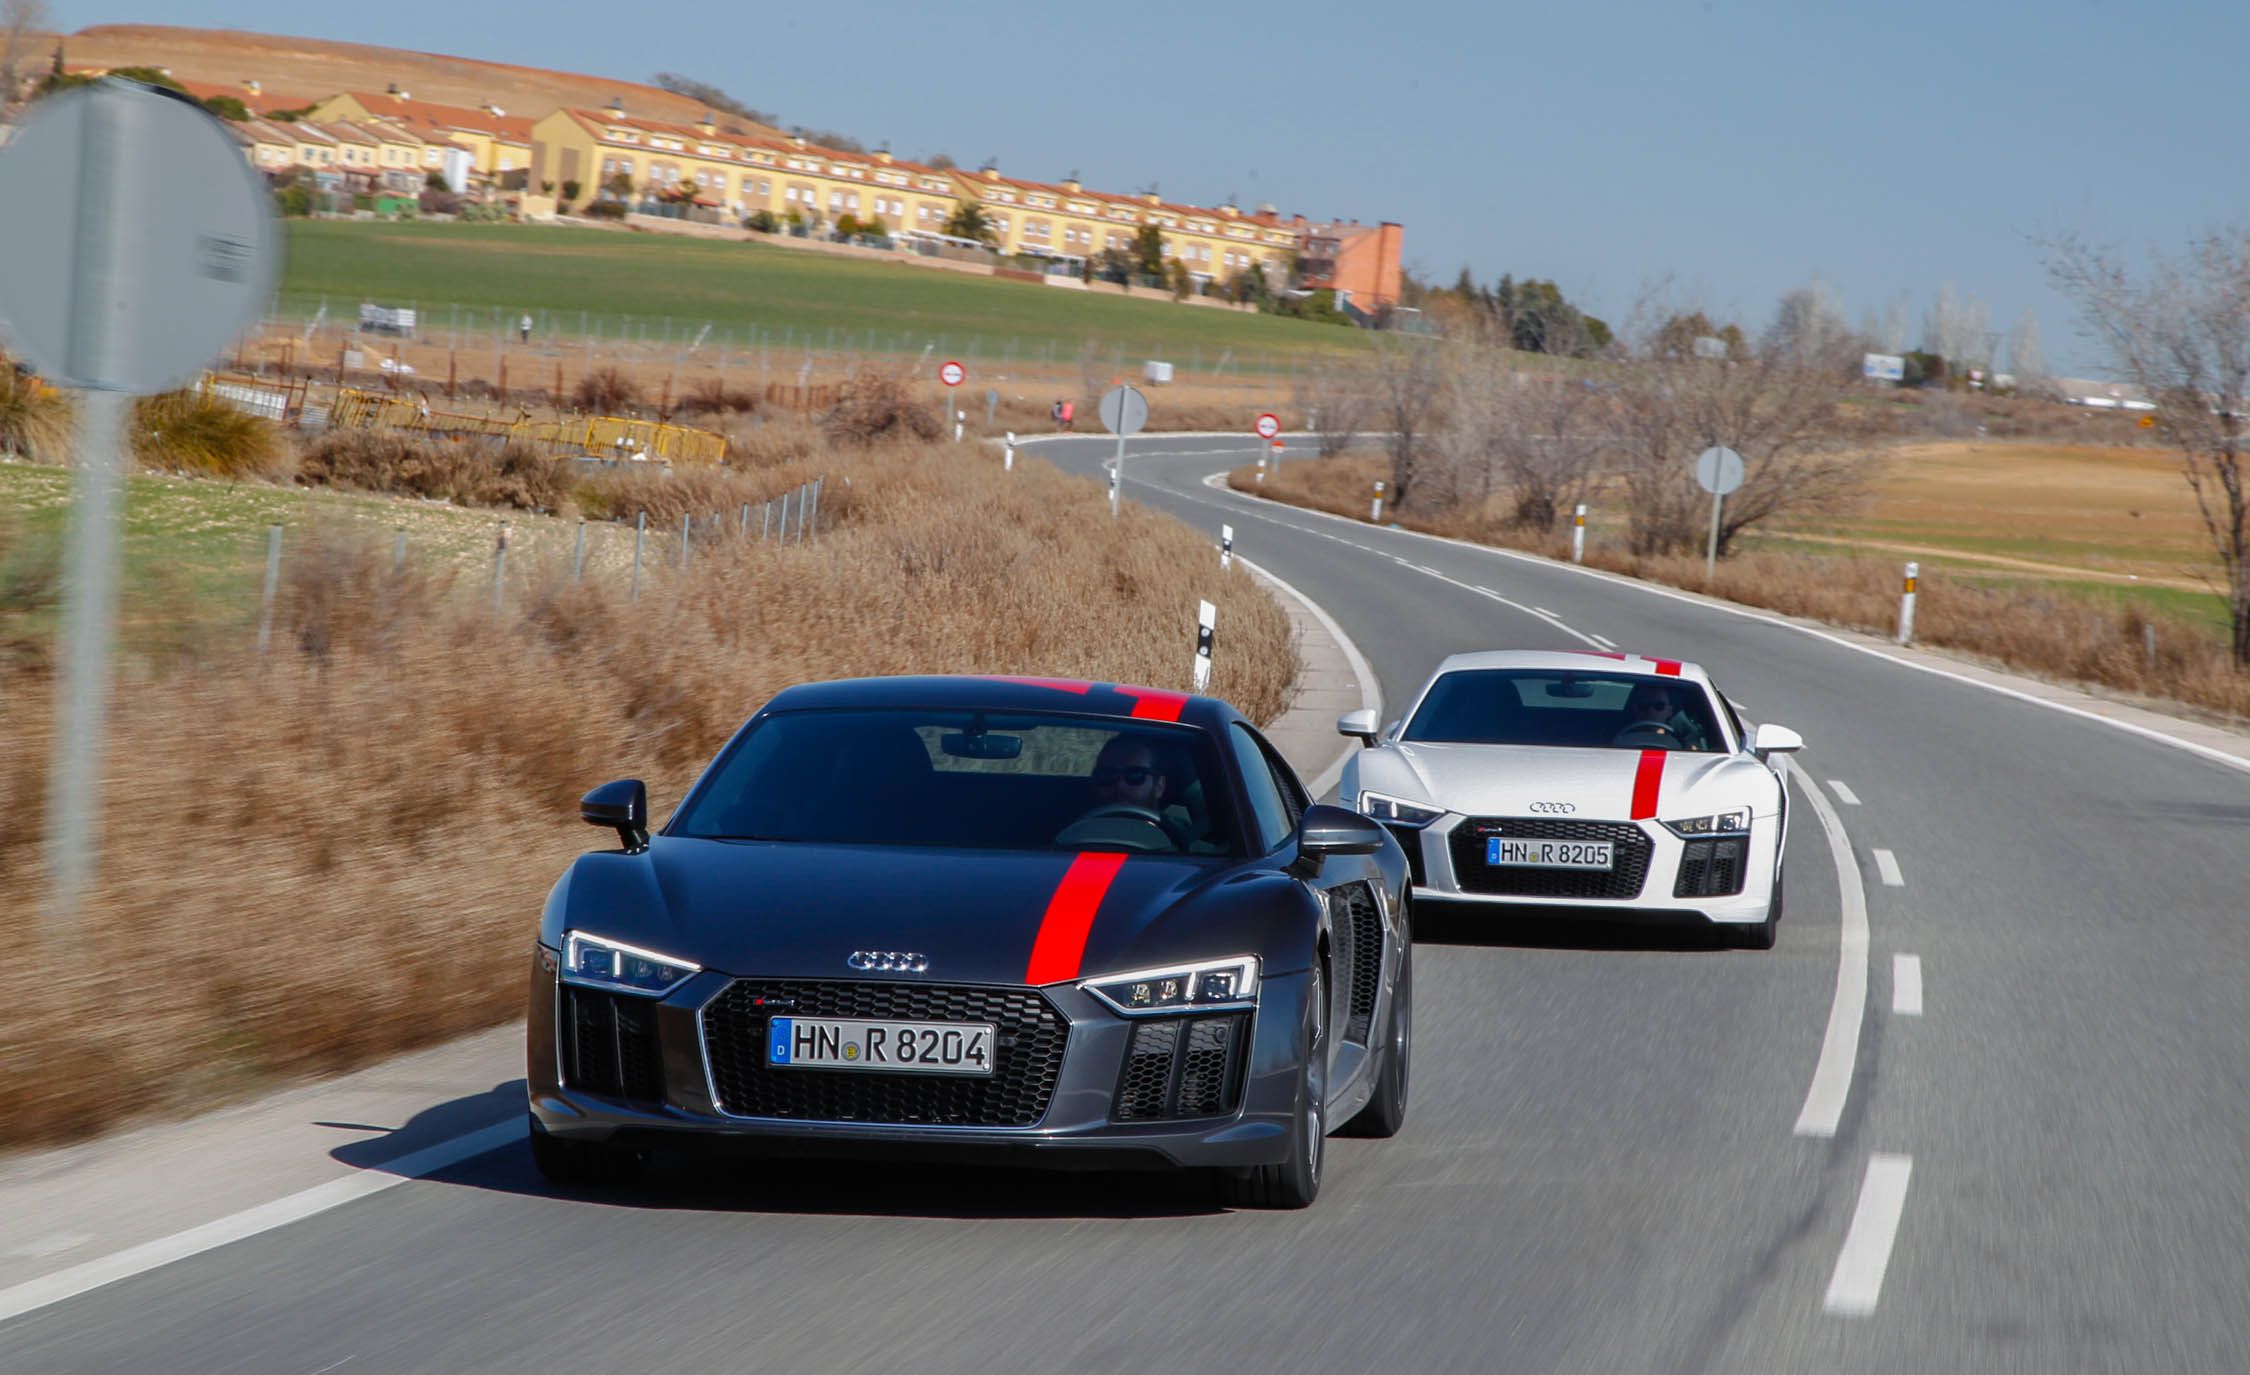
[[528, 1117, 646, 1189], [1341, 932, 1410, 1138], [1735, 864, 1782, 950], [1222, 963, 1327, 1209]]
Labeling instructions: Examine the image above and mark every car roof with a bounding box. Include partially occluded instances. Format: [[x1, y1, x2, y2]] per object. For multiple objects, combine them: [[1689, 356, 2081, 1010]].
[[1423, 649, 1716, 687], [757, 674, 1234, 728]]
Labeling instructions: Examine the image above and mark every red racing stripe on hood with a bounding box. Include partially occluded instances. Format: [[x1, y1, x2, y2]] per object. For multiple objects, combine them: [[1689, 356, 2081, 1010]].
[[1025, 852, 1128, 983], [1630, 749, 1666, 820], [988, 676, 1095, 694]]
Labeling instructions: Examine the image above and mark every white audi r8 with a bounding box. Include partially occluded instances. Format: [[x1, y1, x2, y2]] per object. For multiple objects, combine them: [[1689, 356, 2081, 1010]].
[[1337, 650, 1803, 948]]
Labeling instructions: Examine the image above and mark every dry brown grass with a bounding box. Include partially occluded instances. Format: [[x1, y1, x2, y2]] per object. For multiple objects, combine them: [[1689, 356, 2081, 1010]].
[[0, 370, 74, 464], [1231, 454, 2250, 720], [296, 431, 574, 513], [131, 392, 292, 481], [0, 443, 1295, 1148]]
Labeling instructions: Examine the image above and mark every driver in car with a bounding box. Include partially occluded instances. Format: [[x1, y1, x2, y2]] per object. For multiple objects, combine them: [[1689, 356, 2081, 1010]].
[[1059, 737, 1189, 850], [1614, 682, 1692, 749]]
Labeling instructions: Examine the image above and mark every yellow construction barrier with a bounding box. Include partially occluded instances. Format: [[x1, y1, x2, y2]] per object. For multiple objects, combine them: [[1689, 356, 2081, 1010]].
[[323, 386, 729, 465]]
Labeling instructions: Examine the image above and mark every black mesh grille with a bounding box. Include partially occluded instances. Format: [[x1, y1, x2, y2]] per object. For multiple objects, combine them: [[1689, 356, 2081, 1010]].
[[1449, 818, 1653, 899], [1674, 837, 1748, 898], [1382, 823, 1428, 889], [701, 981, 1068, 1126], [1111, 1014, 1249, 1121], [562, 986, 667, 1105], [1330, 884, 1383, 1044]]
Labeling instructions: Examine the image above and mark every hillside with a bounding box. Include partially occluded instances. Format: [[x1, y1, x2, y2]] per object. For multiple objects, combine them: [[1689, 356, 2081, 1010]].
[[52, 23, 775, 132]]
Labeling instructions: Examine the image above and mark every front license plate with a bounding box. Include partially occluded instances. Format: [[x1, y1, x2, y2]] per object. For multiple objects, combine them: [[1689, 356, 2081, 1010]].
[[1487, 837, 1614, 870], [767, 1017, 997, 1076]]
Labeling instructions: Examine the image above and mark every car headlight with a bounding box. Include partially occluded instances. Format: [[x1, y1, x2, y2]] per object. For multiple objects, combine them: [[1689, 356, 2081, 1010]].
[[1082, 955, 1260, 1016], [1359, 791, 1443, 828], [560, 930, 701, 997], [1664, 810, 1751, 838]]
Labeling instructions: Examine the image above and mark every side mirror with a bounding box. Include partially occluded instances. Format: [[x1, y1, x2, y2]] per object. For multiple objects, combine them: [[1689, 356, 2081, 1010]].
[[1336, 708, 1379, 747], [581, 778, 649, 852], [1750, 723, 1803, 758], [1288, 802, 1386, 878]]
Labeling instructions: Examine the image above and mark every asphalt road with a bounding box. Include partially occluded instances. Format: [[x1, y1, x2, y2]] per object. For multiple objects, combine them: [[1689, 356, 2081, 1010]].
[[7, 435, 2250, 1373]]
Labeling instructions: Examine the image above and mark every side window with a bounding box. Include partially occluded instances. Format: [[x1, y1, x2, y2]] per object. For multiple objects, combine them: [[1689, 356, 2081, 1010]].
[[1713, 684, 1747, 749], [1250, 729, 1308, 830], [1228, 724, 1295, 853]]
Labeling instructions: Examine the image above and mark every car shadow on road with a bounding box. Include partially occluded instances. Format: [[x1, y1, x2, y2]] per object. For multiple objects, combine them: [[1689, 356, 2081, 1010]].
[[332, 1082, 1225, 1221], [1414, 904, 1737, 954]]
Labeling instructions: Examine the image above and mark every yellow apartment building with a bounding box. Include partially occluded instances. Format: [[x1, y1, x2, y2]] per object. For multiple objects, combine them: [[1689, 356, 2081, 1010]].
[[312, 91, 537, 183]]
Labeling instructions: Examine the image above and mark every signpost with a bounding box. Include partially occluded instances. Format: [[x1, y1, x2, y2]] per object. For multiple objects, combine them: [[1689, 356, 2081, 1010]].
[[938, 359, 965, 388], [0, 81, 279, 938], [1254, 412, 1280, 441], [1693, 445, 1746, 579], [1099, 383, 1148, 519]]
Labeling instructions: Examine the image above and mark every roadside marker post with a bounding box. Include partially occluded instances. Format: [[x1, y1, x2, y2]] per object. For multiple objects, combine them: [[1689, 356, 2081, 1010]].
[[1193, 600, 1216, 693], [256, 524, 283, 663], [1256, 456, 1267, 484], [1572, 504, 1587, 563], [1897, 562, 1919, 645], [1004, 431, 1016, 471], [1371, 481, 1385, 523], [1220, 524, 1234, 570], [0, 81, 278, 939], [493, 523, 511, 615], [955, 408, 965, 443], [573, 519, 588, 581], [1270, 437, 1285, 476], [631, 511, 646, 600]]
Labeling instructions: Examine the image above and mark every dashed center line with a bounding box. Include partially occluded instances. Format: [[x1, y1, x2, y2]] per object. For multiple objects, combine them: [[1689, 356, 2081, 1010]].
[[1872, 848, 1905, 886], [1589, 633, 1618, 649], [1893, 955, 1923, 1015], [1827, 779, 1862, 806], [1825, 1154, 1914, 1316]]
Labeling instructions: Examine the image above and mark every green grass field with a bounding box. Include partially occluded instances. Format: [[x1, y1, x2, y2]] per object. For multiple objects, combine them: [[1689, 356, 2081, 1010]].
[[275, 222, 1369, 372]]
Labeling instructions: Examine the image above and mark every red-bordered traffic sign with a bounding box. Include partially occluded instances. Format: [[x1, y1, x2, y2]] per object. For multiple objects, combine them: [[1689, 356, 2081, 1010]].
[[1254, 412, 1280, 440], [939, 360, 966, 387]]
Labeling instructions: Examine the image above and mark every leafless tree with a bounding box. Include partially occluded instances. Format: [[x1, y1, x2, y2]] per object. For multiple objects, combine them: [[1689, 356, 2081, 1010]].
[[1762, 278, 1854, 368], [1292, 357, 1375, 458], [1434, 318, 1607, 530], [1880, 292, 1913, 355], [1603, 290, 1866, 558], [2049, 230, 2250, 665], [2005, 311, 2048, 393], [1367, 332, 1443, 509], [0, 0, 49, 117]]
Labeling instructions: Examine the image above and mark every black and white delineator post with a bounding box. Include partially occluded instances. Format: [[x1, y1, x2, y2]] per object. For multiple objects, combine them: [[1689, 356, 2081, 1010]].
[[1004, 431, 1016, 471], [0, 81, 278, 938], [1193, 600, 1216, 693], [1370, 481, 1386, 522], [1897, 562, 1919, 645], [1572, 503, 1587, 563], [1256, 456, 1267, 484], [1220, 524, 1234, 570]]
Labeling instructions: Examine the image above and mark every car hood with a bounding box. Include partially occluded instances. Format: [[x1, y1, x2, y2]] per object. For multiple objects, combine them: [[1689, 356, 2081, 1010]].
[[1357, 741, 1778, 821], [548, 838, 1283, 985]]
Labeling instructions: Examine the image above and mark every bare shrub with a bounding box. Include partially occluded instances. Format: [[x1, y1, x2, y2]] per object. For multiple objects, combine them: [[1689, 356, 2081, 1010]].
[[821, 366, 942, 446], [1433, 322, 1606, 532], [725, 415, 825, 469], [295, 431, 571, 512], [681, 375, 761, 417], [0, 367, 73, 463], [132, 391, 292, 481], [1293, 358, 1375, 458], [1367, 334, 1444, 508], [572, 364, 643, 413]]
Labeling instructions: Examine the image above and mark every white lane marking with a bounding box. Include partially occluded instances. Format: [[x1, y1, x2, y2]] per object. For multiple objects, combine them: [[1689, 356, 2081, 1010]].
[[0, 1119, 522, 1328], [1790, 757, 1871, 1139], [1873, 849, 1905, 887], [1827, 779, 1862, 806], [1196, 463, 2250, 780], [1824, 1154, 1914, 1316], [1, 1234, 94, 1261], [1894, 955, 1923, 1016], [1236, 556, 1381, 803], [1589, 634, 1618, 649], [1533, 606, 1556, 617]]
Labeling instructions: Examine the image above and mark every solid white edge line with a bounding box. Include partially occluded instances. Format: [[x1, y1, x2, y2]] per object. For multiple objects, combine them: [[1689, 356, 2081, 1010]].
[[1193, 459, 2250, 779], [1828, 779, 1863, 806], [1790, 757, 1871, 1139], [1873, 849, 1905, 887], [1893, 955, 1923, 1016], [1824, 1153, 1914, 1316], [0, 1119, 523, 1328], [1235, 556, 1381, 803]]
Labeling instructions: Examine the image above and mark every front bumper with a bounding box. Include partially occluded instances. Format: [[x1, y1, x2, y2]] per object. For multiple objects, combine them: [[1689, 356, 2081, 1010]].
[[1393, 813, 1779, 926], [525, 948, 1310, 1170]]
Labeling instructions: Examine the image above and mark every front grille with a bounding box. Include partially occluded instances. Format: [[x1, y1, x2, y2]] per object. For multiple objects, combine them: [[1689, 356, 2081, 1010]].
[[1112, 1013, 1250, 1121], [1675, 837, 1748, 898], [562, 986, 667, 1105], [1381, 823, 1429, 889], [1448, 818, 1653, 899], [701, 981, 1068, 1126], [1329, 883, 1383, 1044]]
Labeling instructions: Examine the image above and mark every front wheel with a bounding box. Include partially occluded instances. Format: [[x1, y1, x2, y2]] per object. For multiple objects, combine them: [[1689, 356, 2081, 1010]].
[[1222, 964, 1327, 1209], [1734, 864, 1783, 950]]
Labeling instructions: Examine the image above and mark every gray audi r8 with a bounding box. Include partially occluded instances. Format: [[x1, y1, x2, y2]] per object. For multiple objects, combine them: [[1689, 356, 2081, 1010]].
[[527, 674, 1413, 1208]]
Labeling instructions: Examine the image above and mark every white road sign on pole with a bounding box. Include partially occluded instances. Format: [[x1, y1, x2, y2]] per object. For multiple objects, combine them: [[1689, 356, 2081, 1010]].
[[0, 80, 279, 940], [1101, 384, 1148, 520], [1694, 445, 1745, 579], [939, 359, 965, 387]]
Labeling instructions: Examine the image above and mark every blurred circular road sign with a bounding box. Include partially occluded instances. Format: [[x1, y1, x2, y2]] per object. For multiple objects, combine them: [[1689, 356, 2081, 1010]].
[[1100, 384, 1148, 437], [939, 360, 966, 387], [1694, 445, 1745, 496], [1254, 412, 1280, 440], [0, 82, 278, 392]]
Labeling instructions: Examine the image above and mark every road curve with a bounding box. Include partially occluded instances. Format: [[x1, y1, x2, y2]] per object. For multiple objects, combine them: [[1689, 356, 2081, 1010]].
[[3, 435, 2248, 1374]]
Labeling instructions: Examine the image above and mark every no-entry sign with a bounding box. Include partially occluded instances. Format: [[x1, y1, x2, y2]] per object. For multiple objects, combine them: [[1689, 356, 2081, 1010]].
[[939, 360, 966, 387], [1254, 413, 1280, 440]]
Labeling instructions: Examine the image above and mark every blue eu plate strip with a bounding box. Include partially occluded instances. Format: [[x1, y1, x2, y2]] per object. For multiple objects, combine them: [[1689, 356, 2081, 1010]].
[[769, 1017, 794, 1064]]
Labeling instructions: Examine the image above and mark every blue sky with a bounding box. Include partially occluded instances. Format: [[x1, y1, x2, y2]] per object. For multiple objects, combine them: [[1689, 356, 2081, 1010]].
[[57, 0, 2245, 372]]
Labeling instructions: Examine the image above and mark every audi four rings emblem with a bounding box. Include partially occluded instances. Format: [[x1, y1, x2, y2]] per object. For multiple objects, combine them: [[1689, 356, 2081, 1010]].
[[1528, 801, 1576, 814], [847, 951, 929, 973]]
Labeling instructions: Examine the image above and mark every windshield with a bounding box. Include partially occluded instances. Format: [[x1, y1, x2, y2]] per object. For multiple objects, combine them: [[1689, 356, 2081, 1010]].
[[669, 709, 1244, 856], [1403, 669, 1728, 753]]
